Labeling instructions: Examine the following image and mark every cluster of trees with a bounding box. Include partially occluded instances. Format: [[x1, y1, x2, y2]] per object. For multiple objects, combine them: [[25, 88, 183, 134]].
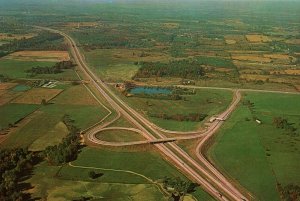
[[26, 61, 75, 76], [133, 59, 205, 79], [172, 87, 196, 95], [132, 93, 182, 100], [0, 32, 66, 57], [0, 74, 10, 82], [273, 117, 298, 136], [43, 115, 81, 165], [0, 148, 34, 201], [281, 184, 300, 201], [162, 177, 197, 201], [150, 112, 207, 122]]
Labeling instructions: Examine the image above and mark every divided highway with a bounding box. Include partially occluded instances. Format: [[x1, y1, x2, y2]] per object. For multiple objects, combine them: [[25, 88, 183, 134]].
[[36, 26, 249, 201]]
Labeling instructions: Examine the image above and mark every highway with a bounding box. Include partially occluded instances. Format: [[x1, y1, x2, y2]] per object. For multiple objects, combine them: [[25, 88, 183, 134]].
[[36, 26, 249, 201]]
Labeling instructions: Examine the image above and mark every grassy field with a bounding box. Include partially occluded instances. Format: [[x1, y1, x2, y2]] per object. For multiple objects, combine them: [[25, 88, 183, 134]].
[[0, 58, 78, 80], [123, 88, 232, 131], [208, 92, 300, 201], [27, 146, 200, 201], [95, 129, 146, 142], [2, 83, 110, 149], [0, 103, 39, 131], [29, 161, 167, 201], [0, 59, 55, 78]]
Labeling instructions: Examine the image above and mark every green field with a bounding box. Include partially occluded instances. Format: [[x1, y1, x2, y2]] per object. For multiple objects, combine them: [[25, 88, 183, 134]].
[[123, 88, 232, 131], [0, 58, 78, 80], [0, 59, 55, 78], [0, 103, 39, 131], [83, 48, 140, 82], [95, 129, 146, 142], [28, 147, 214, 200], [29, 161, 167, 201], [208, 92, 300, 201]]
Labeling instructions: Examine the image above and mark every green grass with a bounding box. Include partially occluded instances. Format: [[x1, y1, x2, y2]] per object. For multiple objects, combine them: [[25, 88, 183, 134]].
[[84, 49, 139, 82], [0, 103, 39, 130], [29, 121, 69, 151], [208, 92, 300, 201], [0, 59, 78, 80], [29, 162, 167, 201], [124, 88, 232, 131], [2, 104, 108, 149], [72, 147, 186, 181], [0, 59, 54, 78], [11, 84, 31, 92], [95, 129, 146, 142]]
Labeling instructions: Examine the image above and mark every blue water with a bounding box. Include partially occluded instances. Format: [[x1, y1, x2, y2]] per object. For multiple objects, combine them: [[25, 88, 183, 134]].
[[12, 85, 31, 92], [130, 87, 171, 95]]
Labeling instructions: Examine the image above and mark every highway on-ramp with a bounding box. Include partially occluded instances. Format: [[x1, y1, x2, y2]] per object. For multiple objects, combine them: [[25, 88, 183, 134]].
[[36, 26, 249, 201]]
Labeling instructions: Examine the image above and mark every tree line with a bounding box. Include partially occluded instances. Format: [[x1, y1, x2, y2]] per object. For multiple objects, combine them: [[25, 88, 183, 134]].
[[150, 112, 207, 122], [26, 61, 75, 76], [133, 59, 205, 80], [43, 115, 81, 165], [162, 177, 198, 201], [0, 32, 66, 58], [0, 148, 35, 201], [273, 117, 299, 136]]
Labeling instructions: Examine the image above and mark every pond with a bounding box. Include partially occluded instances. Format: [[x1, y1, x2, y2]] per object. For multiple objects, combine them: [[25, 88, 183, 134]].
[[12, 85, 31, 92], [130, 87, 172, 95]]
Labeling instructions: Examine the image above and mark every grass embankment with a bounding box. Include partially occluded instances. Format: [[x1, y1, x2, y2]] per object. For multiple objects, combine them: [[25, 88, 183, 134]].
[[95, 129, 146, 142], [28, 147, 180, 200], [208, 92, 300, 201]]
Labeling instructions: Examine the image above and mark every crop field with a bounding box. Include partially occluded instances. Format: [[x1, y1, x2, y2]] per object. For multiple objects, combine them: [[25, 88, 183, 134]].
[[123, 88, 232, 131], [5, 50, 70, 62], [52, 84, 100, 105], [11, 88, 63, 104], [208, 92, 300, 201], [57, 0, 300, 92], [0, 33, 37, 40], [245, 34, 271, 43], [0, 103, 39, 131], [0, 59, 55, 78], [0, 82, 17, 90], [0, 1, 299, 201]]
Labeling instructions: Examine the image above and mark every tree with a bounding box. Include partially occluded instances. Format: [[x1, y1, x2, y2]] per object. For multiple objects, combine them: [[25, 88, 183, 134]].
[[41, 99, 47, 105], [88, 171, 97, 179]]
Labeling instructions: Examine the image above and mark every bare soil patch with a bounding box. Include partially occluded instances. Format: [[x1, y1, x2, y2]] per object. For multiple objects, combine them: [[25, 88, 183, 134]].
[[162, 23, 180, 29], [65, 22, 101, 28], [0, 33, 37, 40], [246, 34, 271, 43], [232, 54, 272, 63], [0, 83, 18, 90], [7, 51, 70, 62], [225, 39, 237, 45], [11, 88, 63, 104]]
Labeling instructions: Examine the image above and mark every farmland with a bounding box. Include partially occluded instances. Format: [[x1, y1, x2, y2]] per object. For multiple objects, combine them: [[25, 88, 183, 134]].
[[0, 0, 299, 201], [208, 92, 300, 201]]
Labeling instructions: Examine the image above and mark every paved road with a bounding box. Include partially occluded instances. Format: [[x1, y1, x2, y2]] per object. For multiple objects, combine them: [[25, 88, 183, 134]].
[[37, 26, 249, 201]]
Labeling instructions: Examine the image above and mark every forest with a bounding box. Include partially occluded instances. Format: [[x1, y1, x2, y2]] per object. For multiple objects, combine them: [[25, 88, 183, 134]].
[[26, 61, 75, 76], [133, 59, 205, 79], [150, 112, 207, 122], [0, 32, 66, 57]]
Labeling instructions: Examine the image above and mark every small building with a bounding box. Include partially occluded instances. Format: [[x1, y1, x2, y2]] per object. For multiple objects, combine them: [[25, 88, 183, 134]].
[[256, 119, 262, 124], [209, 117, 216, 123]]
